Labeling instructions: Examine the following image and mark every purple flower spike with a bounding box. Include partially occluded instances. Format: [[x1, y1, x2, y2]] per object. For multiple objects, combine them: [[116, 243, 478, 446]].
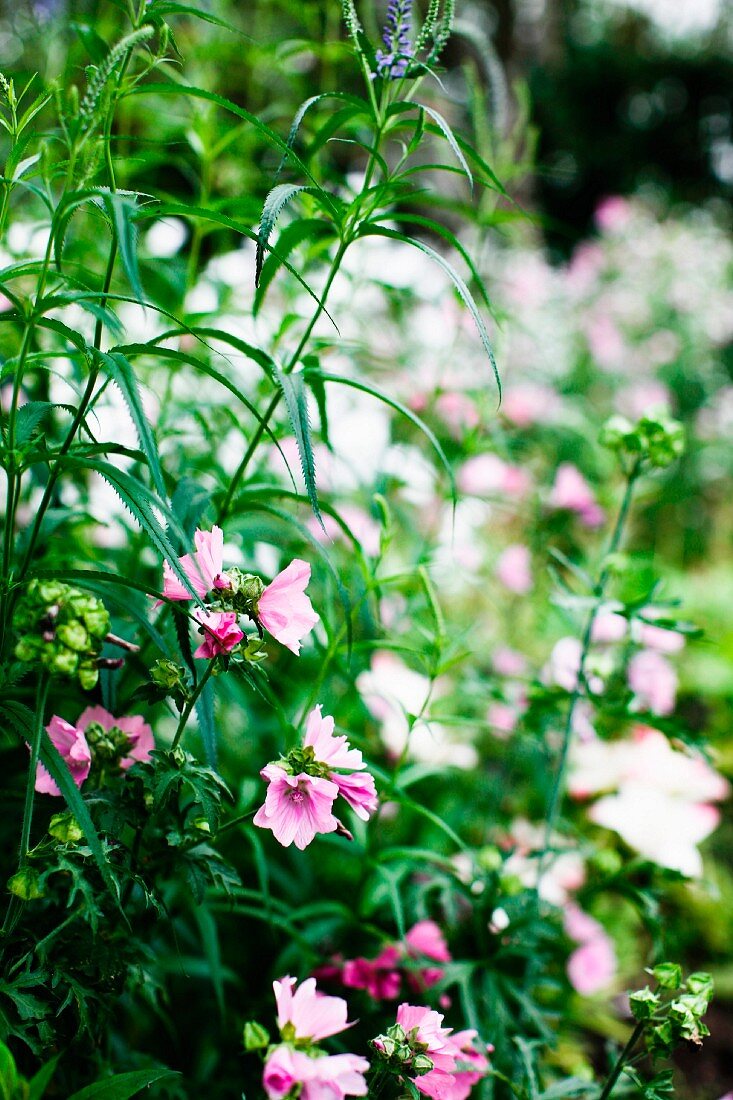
[[374, 0, 413, 79]]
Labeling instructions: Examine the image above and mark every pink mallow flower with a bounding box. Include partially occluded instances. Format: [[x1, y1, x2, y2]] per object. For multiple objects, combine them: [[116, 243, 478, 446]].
[[549, 464, 604, 528], [444, 1031, 491, 1100], [273, 976, 353, 1042], [162, 525, 226, 600], [193, 610, 243, 659], [258, 559, 319, 655], [343, 945, 403, 1000], [76, 705, 154, 769], [263, 1046, 368, 1100], [35, 716, 92, 796], [564, 905, 616, 996], [394, 1004, 460, 1099], [253, 766, 339, 850], [303, 704, 378, 822]]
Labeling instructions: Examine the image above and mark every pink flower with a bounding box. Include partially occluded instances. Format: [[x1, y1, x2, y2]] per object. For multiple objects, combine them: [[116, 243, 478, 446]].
[[258, 559, 319, 655], [263, 1046, 368, 1100], [457, 455, 531, 499], [35, 716, 91, 796], [253, 766, 339, 850], [405, 921, 451, 964], [627, 649, 677, 715], [76, 705, 154, 769], [162, 526, 225, 600], [595, 195, 632, 233], [343, 946, 403, 1000], [434, 392, 480, 435], [496, 544, 532, 594], [273, 976, 353, 1041], [304, 705, 365, 771], [564, 905, 617, 995], [193, 610, 243, 659], [549, 464, 604, 527], [333, 772, 379, 821], [501, 383, 560, 428], [442, 1031, 490, 1100]]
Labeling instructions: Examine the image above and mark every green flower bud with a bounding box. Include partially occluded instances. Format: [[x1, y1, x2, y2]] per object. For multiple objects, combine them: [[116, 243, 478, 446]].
[[151, 658, 186, 690], [412, 1054, 435, 1076], [630, 987, 660, 1021], [48, 812, 84, 844], [56, 622, 89, 652], [599, 415, 636, 452], [651, 962, 682, 990], [243, 1021, 270, 1051], [78, 663, 99, 691], [8, 868, 45, 900]]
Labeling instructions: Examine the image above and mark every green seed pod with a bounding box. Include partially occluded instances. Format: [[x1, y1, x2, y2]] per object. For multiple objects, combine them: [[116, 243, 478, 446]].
[[8, 868, 45, 900], [243, 1021, 270, 1051], [49, 812, 84, 844]]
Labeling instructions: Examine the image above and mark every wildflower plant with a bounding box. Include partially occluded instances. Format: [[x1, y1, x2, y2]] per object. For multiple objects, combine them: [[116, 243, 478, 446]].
[[0, 0, 725, 1097]]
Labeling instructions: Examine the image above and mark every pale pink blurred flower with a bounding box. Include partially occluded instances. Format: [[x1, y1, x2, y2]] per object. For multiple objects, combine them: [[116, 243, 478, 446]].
[[637, 622, 685, 654], [259, 559, 319, 655], [163, 526, 225, 600], [564, 904, 617, 995], [496, 544, 532, 594], [487, 702, 520, 739], [566, 241, 604, 294], [492, 647, 528, 678], [595, 195, 632, 234], [307, 506, 381, 558], [35, 716, 91, 796], [585, 313, 626, 370], [544, 637, 583, 693], [76, 705, 154, 769], [591, 610, 627, 644], [501, 383, 561, 428], [549, 464, 604, 528], [274, 976, 353, 1042], [457, 454, 531, 499], [253, 767, 339, 850], [434, 392, 480, 435], [193, 610, 244, 658], [617, 380, 672, 419], [627, 649, 677, 715]]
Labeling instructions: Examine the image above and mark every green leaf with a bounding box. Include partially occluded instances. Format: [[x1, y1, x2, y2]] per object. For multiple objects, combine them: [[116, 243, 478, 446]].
[[102, 192, 144, 305], [274, 369, 324, 530], [28, 1054, 59, 1100], [393, 100, 473, 191], [66, 1068, 180, 1100], [145, 1, 240, 31], [256, 184, 312, 287], [38, 729, 120, 906], [98, 351, 166, 499], [358, 224, 500, 398]]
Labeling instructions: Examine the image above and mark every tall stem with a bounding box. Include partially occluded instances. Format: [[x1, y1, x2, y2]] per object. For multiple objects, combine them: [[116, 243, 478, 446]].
[[538, 460, 641, 884], [598, 1021, 646, 1100], [171, 661, 216, 752]]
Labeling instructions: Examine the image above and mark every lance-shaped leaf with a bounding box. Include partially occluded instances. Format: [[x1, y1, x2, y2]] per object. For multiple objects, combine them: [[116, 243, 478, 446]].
[[274, 369, 324, 531]]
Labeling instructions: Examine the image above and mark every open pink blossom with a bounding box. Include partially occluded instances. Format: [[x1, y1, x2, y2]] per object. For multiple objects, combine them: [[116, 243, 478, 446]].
[[564, 905, 617, 995], [273, 976, 353, 1042], [443, 1031, 490, 1100], [333, 771, 379, 821], [76, 705, 154, 769], [405, 921, 451, 964], [549, 464, 604, 527], [35, 716, 92, 796], [254, 766, 339, 850], [192, 610, 243, 659], [162, 525, 225, 600], [393, 1003, 459, 1098], [263, 1046, 368, 1100], [258, 559, 319, 655], [304, 705, 365, 771]]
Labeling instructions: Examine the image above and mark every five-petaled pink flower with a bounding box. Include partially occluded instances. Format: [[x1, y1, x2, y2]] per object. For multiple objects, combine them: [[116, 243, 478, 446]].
[[253, 766, 339, 850], [193, 610, 244, 659], [163, 525, 226, 600], [304, 704, 378, 822], [273, 976, 353, 1042], [35, 716, 92, 796], [258, 559, 319, 655]]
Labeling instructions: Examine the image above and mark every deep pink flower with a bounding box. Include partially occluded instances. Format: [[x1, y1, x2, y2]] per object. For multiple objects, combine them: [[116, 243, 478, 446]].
[[162, 526, 225, 600], [273, 976, 353, 1042], [343, 946, 403, 1000], [193, 610, 243, 659], [253, 766, 339, 850], [76, 705, 154, 769], [258, 559, 319, 655], [35, 716, 91, 796], [405, 921, 451, 964]]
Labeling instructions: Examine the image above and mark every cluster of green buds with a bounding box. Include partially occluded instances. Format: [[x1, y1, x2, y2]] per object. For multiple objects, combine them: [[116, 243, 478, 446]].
[[369, 1022, 434, 1078], [600, 414, 685, 469], [630, 963, 713, 1054], [209, 568, 264, 620], [13, 580, 111, 689]]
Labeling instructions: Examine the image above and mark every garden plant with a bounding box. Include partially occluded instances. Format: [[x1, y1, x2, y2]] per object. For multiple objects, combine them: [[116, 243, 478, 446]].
[[0, 0, 730, 1097]]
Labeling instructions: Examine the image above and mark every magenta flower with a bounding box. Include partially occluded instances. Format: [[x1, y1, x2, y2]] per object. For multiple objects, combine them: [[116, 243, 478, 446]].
[[273, 976, 353, 1042], [76, 705, 154, 769], [35, 716, 91, 796], [263, 1046, 368, 1100], [253, 766, 339, 850], [405, 920, 451, 989], [258, 559, 319, 655], [343, 946, 403, 1000], [162, 525, 225, 600], [193, 610, 244, 659]]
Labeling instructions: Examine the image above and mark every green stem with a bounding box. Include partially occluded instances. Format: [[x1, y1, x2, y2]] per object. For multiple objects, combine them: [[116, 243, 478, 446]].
[[18, 674, 50, 868], [598, 1021, 646, 1100], [538, 460, 641, 884], [171, 660, 216, 751]]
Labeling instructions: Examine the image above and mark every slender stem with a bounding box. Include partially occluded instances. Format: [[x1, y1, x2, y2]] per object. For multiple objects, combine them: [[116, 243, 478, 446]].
[[538, 460, 641, 884], [17, 674, 50, 868], [598, 1021, 646, 1100], [170, 661, 216, 752]]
